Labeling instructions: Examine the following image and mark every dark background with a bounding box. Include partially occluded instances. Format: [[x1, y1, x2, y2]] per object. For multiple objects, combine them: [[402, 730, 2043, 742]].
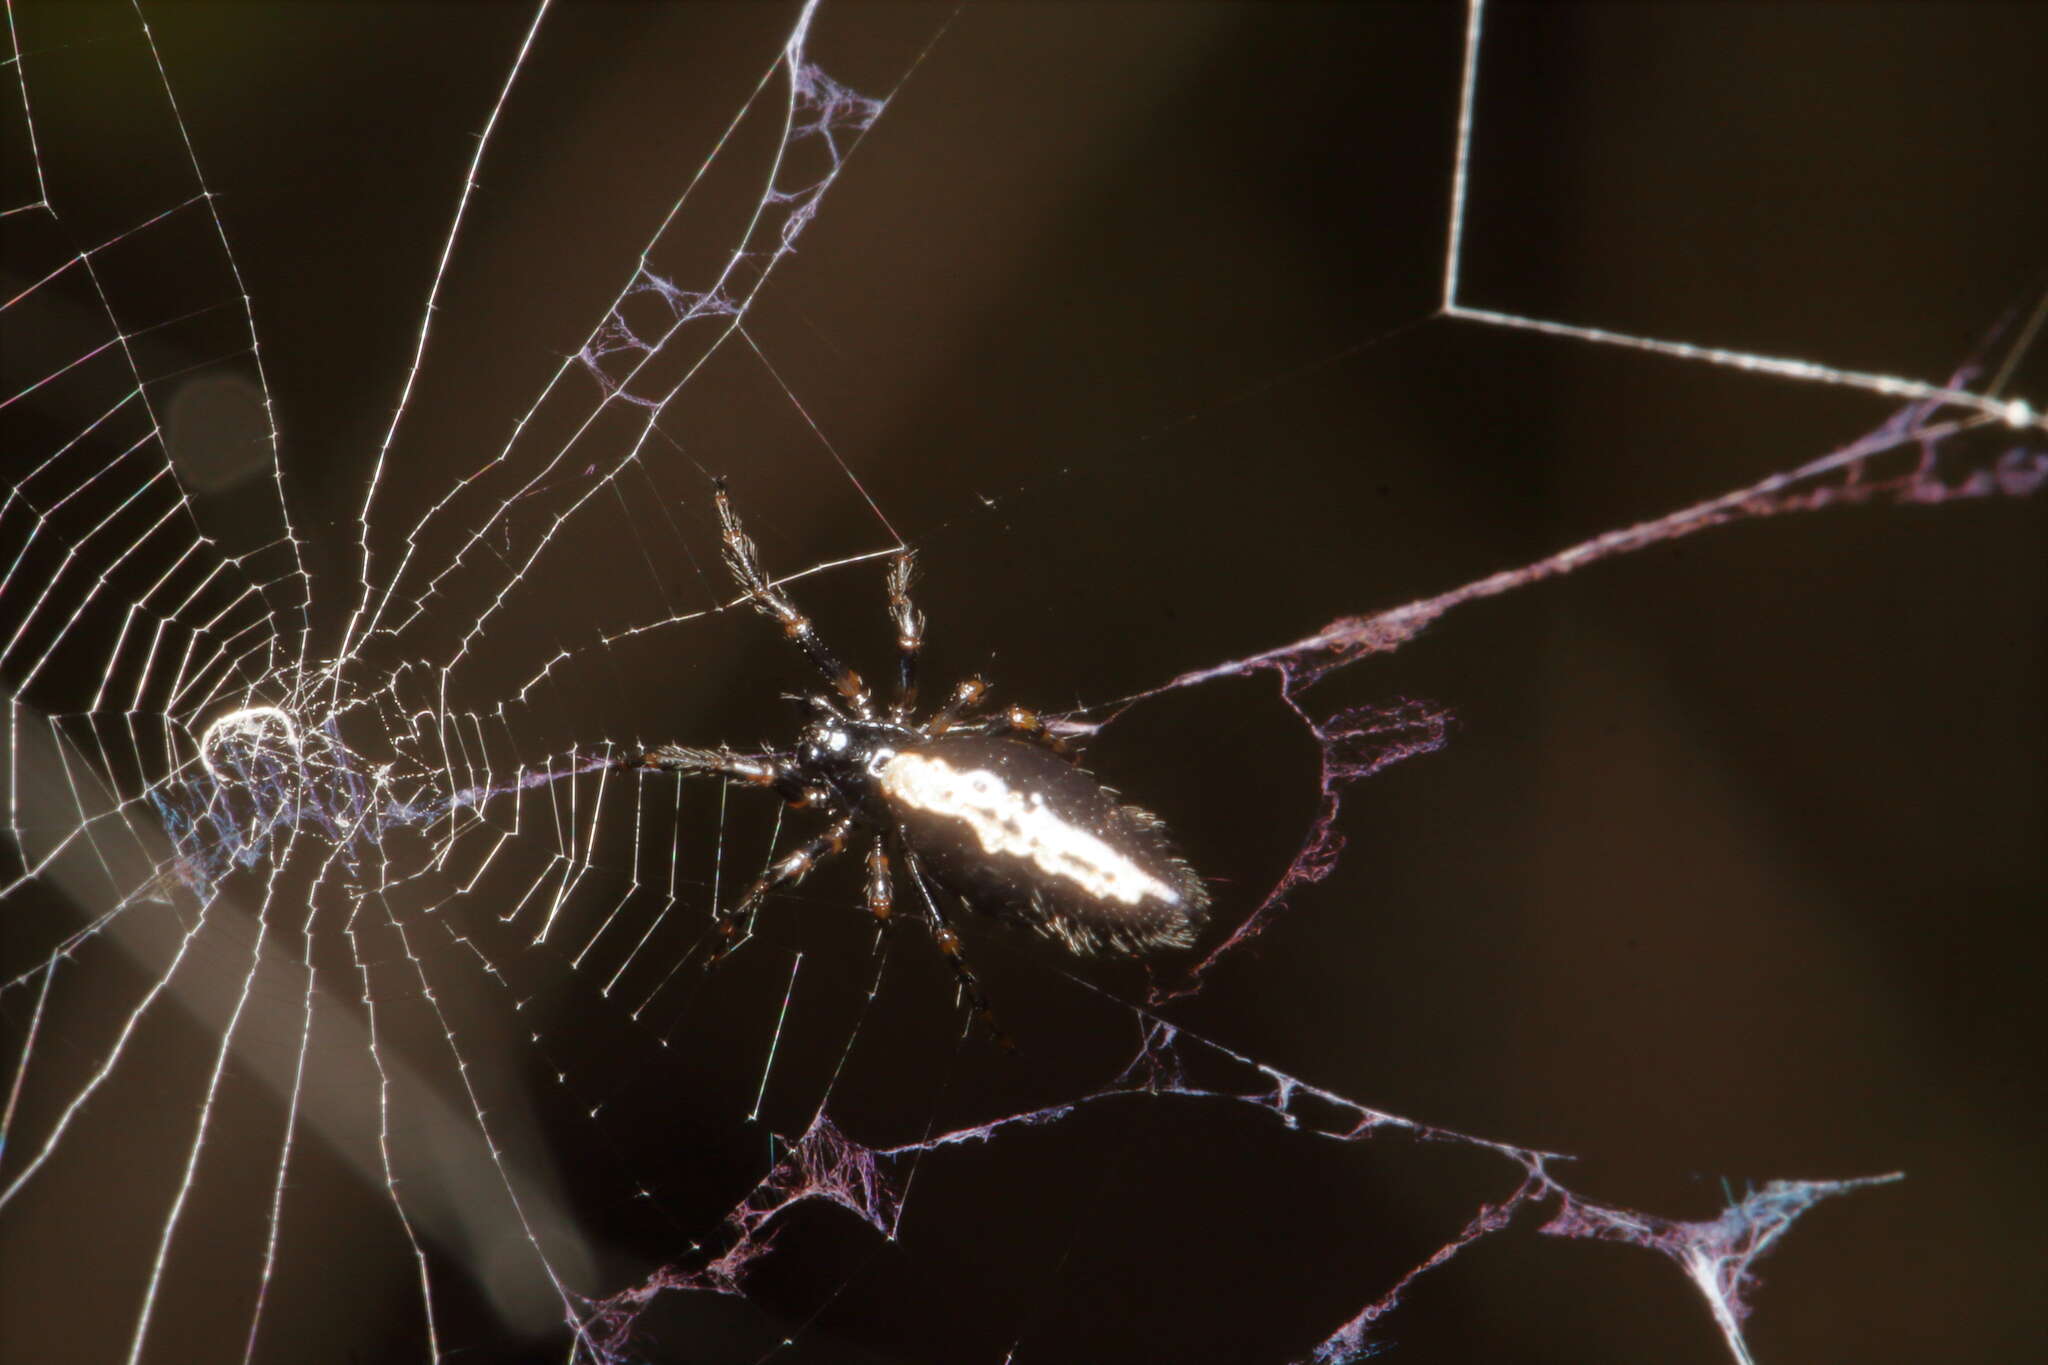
[[2, 3, 2042, 1363]]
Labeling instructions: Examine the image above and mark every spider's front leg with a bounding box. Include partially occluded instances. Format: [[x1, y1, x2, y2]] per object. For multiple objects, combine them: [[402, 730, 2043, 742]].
[[708, 812, 858, 963], [714, 478, 876, 719], [630, 743, 813, 804], [885, 551, 923, 723]]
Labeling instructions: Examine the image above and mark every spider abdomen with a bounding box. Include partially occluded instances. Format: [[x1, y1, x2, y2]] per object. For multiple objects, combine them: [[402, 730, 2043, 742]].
[[876, 734, 1208, 957]]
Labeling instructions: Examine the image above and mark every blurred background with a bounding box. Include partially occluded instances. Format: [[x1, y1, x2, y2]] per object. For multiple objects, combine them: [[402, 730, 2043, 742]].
[[2, 3, 2042, 1362]]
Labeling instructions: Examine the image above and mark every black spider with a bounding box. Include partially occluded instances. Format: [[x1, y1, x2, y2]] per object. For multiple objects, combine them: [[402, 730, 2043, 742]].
[[626, 480, 1209, 1032]]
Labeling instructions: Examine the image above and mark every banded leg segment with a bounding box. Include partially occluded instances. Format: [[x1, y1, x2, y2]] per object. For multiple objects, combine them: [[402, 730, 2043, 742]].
[[709, 813, 858, 961], [988, 703, 1072, 758], [632, 743, 814, 804], [904, 847, 1009, 1047], [864, 838, 894, 924], [925, 679, 1072, 758], [925, 675, 987, 738], [885, 551, 923, 722], [714, 478, 875, 718]]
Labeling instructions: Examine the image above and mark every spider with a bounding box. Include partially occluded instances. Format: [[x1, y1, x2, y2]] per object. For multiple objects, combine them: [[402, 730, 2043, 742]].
[[625, 479, 1209, 1032]]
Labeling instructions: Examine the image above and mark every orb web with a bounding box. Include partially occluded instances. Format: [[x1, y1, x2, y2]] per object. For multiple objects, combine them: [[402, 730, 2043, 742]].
[[1, 2, 2042, 1363]]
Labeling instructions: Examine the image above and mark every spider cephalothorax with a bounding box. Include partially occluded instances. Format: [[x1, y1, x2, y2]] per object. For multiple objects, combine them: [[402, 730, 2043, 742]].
[[627, 480, 1208, 1028]]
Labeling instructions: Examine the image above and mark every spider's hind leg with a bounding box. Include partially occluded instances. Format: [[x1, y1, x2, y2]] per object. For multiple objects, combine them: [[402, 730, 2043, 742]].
[[987, 702, 1074, 758], [902, 846, 1011, 1049], [864, 838, 895, 926], [926, 677, 1074, 759]]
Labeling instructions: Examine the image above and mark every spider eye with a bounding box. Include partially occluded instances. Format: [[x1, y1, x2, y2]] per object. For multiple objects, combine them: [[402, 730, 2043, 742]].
[[800, 722, 856, 769]]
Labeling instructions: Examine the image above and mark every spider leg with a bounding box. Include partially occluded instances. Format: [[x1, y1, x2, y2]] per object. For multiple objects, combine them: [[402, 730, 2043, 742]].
[[630, 743, 814, 804], [924, 675, 988, 737], [885, 551, 923, 723], [864, 837, 895, 924], [984, 702, 1074, 758], [707, 812, 858, 963], [925, 678, 1074, 758], [714, 478, 876, 718], [902, 846, 1011, 1048]]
